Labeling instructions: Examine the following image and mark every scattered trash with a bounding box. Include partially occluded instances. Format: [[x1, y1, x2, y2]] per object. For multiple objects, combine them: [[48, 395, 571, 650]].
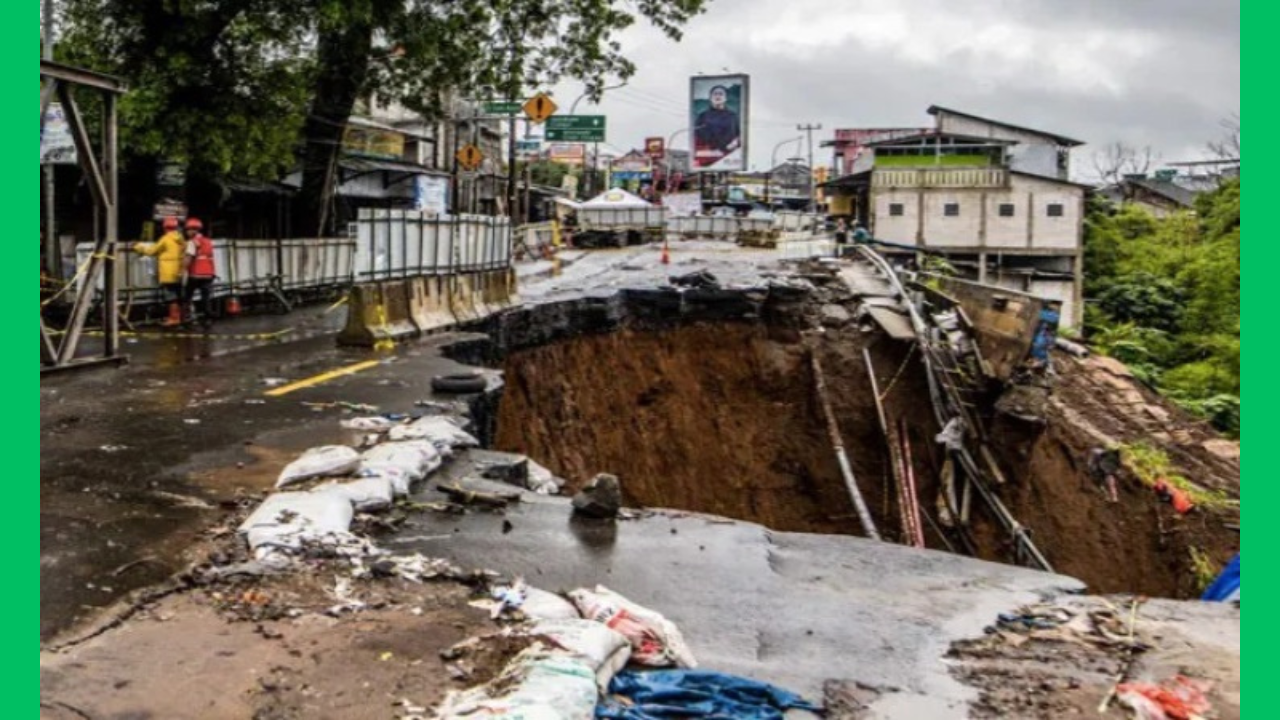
[[1202, 555, 1240, 603], [1055, 337, 1091, 358], [935, 418, 967, 452], [572, 474, 622, 520], [1118, 675, 1213, 720], [99, 445, 129, 453], [527, 460, 564, 496], [598, 670, 823, 720], [1154, 480, 1196, 515], [244, 399, 267, 406], [569, 586, 697, 668], [276, 446, 362, 489], [184, 419, 202, 426], [262, 378, 289, 388]]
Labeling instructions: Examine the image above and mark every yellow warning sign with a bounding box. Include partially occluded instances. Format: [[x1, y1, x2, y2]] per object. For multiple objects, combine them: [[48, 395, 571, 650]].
[[523, 92, 558, 125], [456, 144, 484, 171]]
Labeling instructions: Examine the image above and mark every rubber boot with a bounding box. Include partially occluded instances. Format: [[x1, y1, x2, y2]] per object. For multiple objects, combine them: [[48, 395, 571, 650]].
[[162, 302, 182, 328]]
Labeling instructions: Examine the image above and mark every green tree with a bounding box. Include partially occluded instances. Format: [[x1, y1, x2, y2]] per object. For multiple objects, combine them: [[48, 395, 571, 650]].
[[1083, 180, 1241, 436], [57, 0, 709, 233], [296, 0, 707, 235]]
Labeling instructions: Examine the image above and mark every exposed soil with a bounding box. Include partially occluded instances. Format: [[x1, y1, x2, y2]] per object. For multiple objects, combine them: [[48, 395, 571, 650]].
[[493, 310, 1241, 599], [496, 323, 865, 535]]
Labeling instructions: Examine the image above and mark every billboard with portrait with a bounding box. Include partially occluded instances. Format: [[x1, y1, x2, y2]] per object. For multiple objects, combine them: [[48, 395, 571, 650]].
[[690, 75, 749, 173]]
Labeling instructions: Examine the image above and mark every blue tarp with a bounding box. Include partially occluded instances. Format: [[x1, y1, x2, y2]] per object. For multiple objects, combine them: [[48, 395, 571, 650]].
[[1202, 554, 1240, 602], [597, 670, 822, 720]]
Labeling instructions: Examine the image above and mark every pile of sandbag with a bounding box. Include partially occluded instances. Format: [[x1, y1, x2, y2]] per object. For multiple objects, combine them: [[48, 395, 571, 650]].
[[436, 584, 698, 720], [238, 413, 479, 562]]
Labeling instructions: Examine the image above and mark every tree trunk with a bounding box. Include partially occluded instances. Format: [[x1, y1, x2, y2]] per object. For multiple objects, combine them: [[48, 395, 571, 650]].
[[296, 20, 374, 238]]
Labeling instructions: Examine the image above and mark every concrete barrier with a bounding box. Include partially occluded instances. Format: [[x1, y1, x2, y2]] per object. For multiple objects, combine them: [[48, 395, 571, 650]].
[[485, 268, 520, 311], [338, 281, 420, 347], [448, 275, 481, 324], [470, 274, 496, 318], [409, 277, 456, 335]]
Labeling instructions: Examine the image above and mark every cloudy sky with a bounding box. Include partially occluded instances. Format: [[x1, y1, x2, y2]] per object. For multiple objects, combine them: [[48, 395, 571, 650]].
[[551, 0, 1239, 179]]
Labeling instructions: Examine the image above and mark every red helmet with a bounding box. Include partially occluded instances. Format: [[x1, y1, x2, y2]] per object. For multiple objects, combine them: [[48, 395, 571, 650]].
[[162, 217, 179, 231], [185, 218, 204, 231]]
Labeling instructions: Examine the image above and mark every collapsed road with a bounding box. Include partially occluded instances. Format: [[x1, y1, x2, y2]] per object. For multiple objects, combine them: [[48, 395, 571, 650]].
[[40, 241, 1240, 718]]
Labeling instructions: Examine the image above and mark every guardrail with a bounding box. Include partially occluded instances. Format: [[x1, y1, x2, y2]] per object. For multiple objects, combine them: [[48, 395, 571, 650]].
[[577, 207, 667, 231]]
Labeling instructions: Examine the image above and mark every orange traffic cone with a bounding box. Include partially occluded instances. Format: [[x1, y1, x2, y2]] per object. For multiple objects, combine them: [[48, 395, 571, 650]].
[[226, 295, 243, 316], [661, 239, 671, 266], [162, 302, 182, 327]]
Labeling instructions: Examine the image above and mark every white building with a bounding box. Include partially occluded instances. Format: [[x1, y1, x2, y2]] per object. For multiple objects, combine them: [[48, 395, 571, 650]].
[[825, 108, 1089, 329]]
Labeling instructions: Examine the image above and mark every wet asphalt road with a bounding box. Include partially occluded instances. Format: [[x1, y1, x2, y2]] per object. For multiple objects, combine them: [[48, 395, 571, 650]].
[[40, 319, 489, 641]]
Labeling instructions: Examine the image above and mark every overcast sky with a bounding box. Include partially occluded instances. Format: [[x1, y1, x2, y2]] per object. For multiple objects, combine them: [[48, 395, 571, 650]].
[[551, 0, 1239, 179]]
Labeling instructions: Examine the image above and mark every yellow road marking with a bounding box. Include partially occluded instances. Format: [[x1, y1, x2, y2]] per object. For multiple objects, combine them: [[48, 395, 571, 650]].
[[264, 359, 383, 398]]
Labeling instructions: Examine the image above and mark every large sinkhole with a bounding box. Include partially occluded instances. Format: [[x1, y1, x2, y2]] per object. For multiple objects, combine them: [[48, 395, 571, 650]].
[[489, 317, 1234, 600], [495, 321, 938, 540]]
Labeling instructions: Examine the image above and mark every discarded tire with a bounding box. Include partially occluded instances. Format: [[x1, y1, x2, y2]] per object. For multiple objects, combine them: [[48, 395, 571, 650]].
[[431, 373, 488, 394]]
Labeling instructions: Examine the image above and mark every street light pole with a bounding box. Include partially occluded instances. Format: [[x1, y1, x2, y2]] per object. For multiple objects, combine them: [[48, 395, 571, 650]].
[[42, 0, 59, 278]]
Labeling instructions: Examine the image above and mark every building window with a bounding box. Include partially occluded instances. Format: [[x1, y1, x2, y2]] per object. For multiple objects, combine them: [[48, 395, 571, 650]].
[[1047, 203, 1065, 218], [889, 203, 905, 217], [944, 203, 961, 217], [998, 203, 1016, 218]]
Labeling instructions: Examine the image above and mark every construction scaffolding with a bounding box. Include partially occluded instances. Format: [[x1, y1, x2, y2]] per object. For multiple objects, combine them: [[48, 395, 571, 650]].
[[41, 60, 127, 373]]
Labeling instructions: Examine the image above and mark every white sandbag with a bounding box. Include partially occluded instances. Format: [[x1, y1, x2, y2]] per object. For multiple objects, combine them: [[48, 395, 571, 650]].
[[360, 441, 442, 494], [314, 476, 395, 512], [527, 619, 631, 691], [340, 417, 399, 432], [239, 491, 354, 554], [388, 416, 479, 450], [522, 587, 582, 621], [276, 446, 361, 489], [435, 647, 598, 720], [569, 586, 698, 668], [356, 467, 412, 497]]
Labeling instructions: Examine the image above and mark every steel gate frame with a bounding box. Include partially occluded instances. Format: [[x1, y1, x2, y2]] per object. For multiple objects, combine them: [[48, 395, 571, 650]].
[[40, 59, 127, 374]]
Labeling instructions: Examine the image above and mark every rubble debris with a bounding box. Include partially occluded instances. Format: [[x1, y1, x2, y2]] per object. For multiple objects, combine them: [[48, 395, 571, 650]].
[[439, 483, 521, 510], [572, 474, 623, 519], [598, 670, 822, 720], [820, 304, 853, 328], [276, 446, 361, 489], [670, 271, 721, 290]]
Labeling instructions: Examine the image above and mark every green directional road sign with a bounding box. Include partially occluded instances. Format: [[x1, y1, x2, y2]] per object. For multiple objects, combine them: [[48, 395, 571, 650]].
[[545, 115, 607, 142], [483, 101, 523, 115]]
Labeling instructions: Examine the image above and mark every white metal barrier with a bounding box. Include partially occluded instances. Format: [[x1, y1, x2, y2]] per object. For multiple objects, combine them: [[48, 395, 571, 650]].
[[773, 212, 824, 233], [74, 210, 512, 306], [667, 216, 774, 239], [578, 207, 667, 231]]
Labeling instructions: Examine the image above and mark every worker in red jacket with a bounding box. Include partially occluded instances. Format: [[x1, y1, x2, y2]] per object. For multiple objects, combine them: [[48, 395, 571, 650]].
[[182, 218, 217, 329]]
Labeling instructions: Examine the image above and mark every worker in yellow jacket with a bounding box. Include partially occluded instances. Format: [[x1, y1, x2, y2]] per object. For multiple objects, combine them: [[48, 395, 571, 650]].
[[133, 217, 187, 327]]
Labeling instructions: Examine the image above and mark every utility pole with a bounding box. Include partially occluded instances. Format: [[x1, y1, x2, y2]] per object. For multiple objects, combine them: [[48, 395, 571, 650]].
[[42, 0, 59, 278], [798, 123, 823, 213]]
